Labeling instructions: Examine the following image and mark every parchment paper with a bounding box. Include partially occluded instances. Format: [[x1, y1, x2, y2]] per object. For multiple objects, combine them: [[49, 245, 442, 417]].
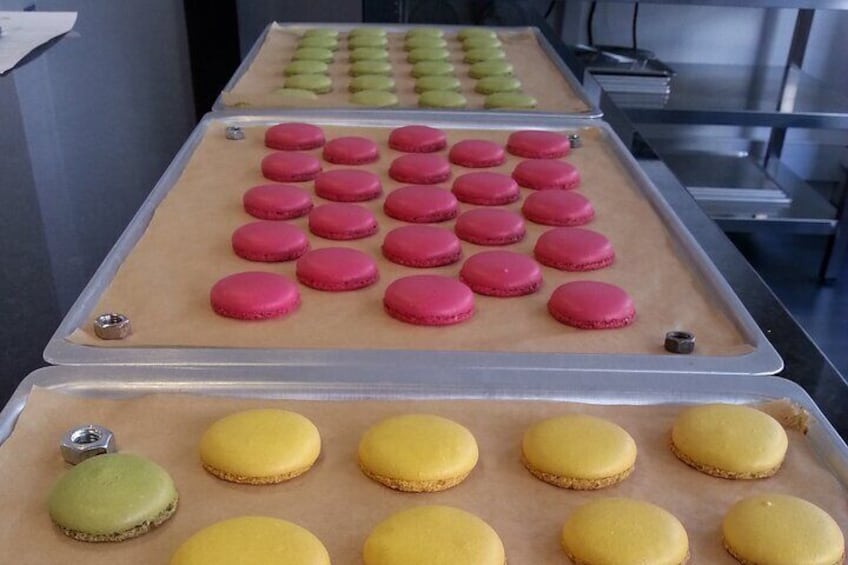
[[220, 24, 590, 113], [0, 388, 845, 564], [69, 122, 751, 356]]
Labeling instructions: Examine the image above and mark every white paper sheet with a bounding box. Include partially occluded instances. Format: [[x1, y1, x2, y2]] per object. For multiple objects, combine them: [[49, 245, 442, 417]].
[[0, 11, 77, 74]]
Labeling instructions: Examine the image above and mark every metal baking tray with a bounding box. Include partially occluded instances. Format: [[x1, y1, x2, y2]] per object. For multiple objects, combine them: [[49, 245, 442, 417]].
[[44, 111, 782, 374], [213, 22, 602, 118]]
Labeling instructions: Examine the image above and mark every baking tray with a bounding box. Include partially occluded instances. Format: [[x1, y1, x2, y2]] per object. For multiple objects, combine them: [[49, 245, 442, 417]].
[[44, 111, 782, 374], [213, 22, 602, 118]]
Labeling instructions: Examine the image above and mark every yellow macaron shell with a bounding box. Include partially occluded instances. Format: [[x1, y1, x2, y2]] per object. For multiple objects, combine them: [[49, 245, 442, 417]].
[[522, 414, 637, 484], [562, 498, 690, 565], [199, 409, 321, 483], [722, 494, 845, 565], [671, 404, 788, 477], [358, 414, 478, 487], [363, 505, 505, 565], [170, 516, 330, 565]]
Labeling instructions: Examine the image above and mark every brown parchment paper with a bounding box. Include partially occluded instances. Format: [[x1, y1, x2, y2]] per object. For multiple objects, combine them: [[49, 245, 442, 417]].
[[220, 24, 590, 113], [69, 121, 751, 356], [0, 388, 845, 564]]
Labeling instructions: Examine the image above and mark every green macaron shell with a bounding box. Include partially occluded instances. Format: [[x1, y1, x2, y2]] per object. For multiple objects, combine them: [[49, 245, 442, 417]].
[[462, 36, 502, 50], [303, 29, 340, 39], [415, 75, 461, 93], [48, 453, 177, 538], [469, 60, 514, 79], [484, 92, 537, 109], [351, 90, 399, 107], [350, 60, 393, 76], [273, 88, 319, 100], [404, 36, 448, 51], [349, 34, 388, 49], [418, 90, 467, 108], [350, 74, 395, 92], [411, 61, 456, 77], [349, 27, 387, 38], [350, 47, 389, 62], [284, 74, 333, 93], [298, 35, 339, 50], [406, 28, 445, 40], [292, 47, 334, 63], [284, 60, 329, 76], [458, 28, 498, 41], [464, 47, 506, 64], [474, 75, 522, 94], [407, 47, 450, 63]]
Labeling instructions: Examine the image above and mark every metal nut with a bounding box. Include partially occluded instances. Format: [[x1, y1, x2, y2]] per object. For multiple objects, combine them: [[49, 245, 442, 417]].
[[568, 133, 582, 148], [225, 126, 245, 140], [664, 330, 695, 354], [93, 313, 131, 340], [60, 425, 117, 465]]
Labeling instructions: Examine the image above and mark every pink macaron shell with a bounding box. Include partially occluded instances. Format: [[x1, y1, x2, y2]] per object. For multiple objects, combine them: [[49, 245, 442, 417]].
[[459, 250, 542, 297], [308, 203, 378, 240], [506, 130, 571, 159], [388, 125, 448, 153], [512, 159, 580, 190], [451, 172, 520, 206], [383, 185, 458, 223], [382, 225, 462, 268], [314, 169, 383, 202], [231, 221, 310, 262], [448, 139, 506, 168], [547, 280, 635, 329], [261, 152, 322, 182], [389, 154, 451, 184], [454, 208, 526, 246], [521, 190, 594, 226], [383, 275, 474, 326], [534, 227, 614, 271], [243, 184, 314, 220], [296, 247, 379, 291], [210, 271, 300, 320], [322, 136, 380, 165], [265, 122, 326, 150]]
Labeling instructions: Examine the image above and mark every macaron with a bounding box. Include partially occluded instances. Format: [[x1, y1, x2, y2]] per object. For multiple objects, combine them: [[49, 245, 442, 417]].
[[350, 47, 389, 62], [462, 35, 502, 50], [303, 28, 339, 39], [521, 190, 594, 226], [231, 221, 310, 262], [414, 75, 461, 93], [382, 225, 462, 268], [452, 172, 520, 205], [309, 203, 378, 240], [388, 125, 447, 153], [458, 28, 499, 41], [562, 498, 689, 565], [404, 35, 448, 50], [273, 88, 319, 100], [364, 506, 505, 565], [358, 414, 479, 492], [284, 60, 330, 76], [349, 27, 387, 38], [547, 281, 635, 329], [463, 47, 506, 64], [474, 75, 521, 94], [261, 152, 322, 182], [512, 158, 580, 190], [243, 183, 314, 220], [265, 122, 326, 151], [407, 47, 450, 63], [171, 516, 330, 565], [522, 414, 637, 489], [484, 92, 538, 109], [389, 154, 451, 184], [351, 90, 399, 107], [406, 28, 445, 40], [469, 60, 513, 79], [292, 47, 334, 63], [199, 409, 321, 484], [284, 74, 332, 93], [459, 251, 542, 297], [722, 494, 845, 565], [298, 35, 338, 50], [383, 185, 458, 223], [350, 60, 393, 76], [210, 272, 301, 320], [448, 139, 506, 168], [454, 208, 526, 246], [349, 34, 388, 48], [322, 136, 379, 165], [670, 404, 789, 479], [349, 74, 395, 92], [534, 227, 614, 271], [418, 90, 467, 109], [384, 275, 474, 326], [507, 130, 571, 158], [314, 169, 382, 202], [48, 453, 178, 543], [411, 61, 456, 77], [296, 247, 379, 291]]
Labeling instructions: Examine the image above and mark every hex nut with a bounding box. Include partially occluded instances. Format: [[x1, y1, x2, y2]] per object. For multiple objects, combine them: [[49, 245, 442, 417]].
[[664, 331, 695, 354], [93, 313, 132, 340], [225, 126, 245, 140], [60, 425, 117, 465], [568, 133, 582, 148]]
